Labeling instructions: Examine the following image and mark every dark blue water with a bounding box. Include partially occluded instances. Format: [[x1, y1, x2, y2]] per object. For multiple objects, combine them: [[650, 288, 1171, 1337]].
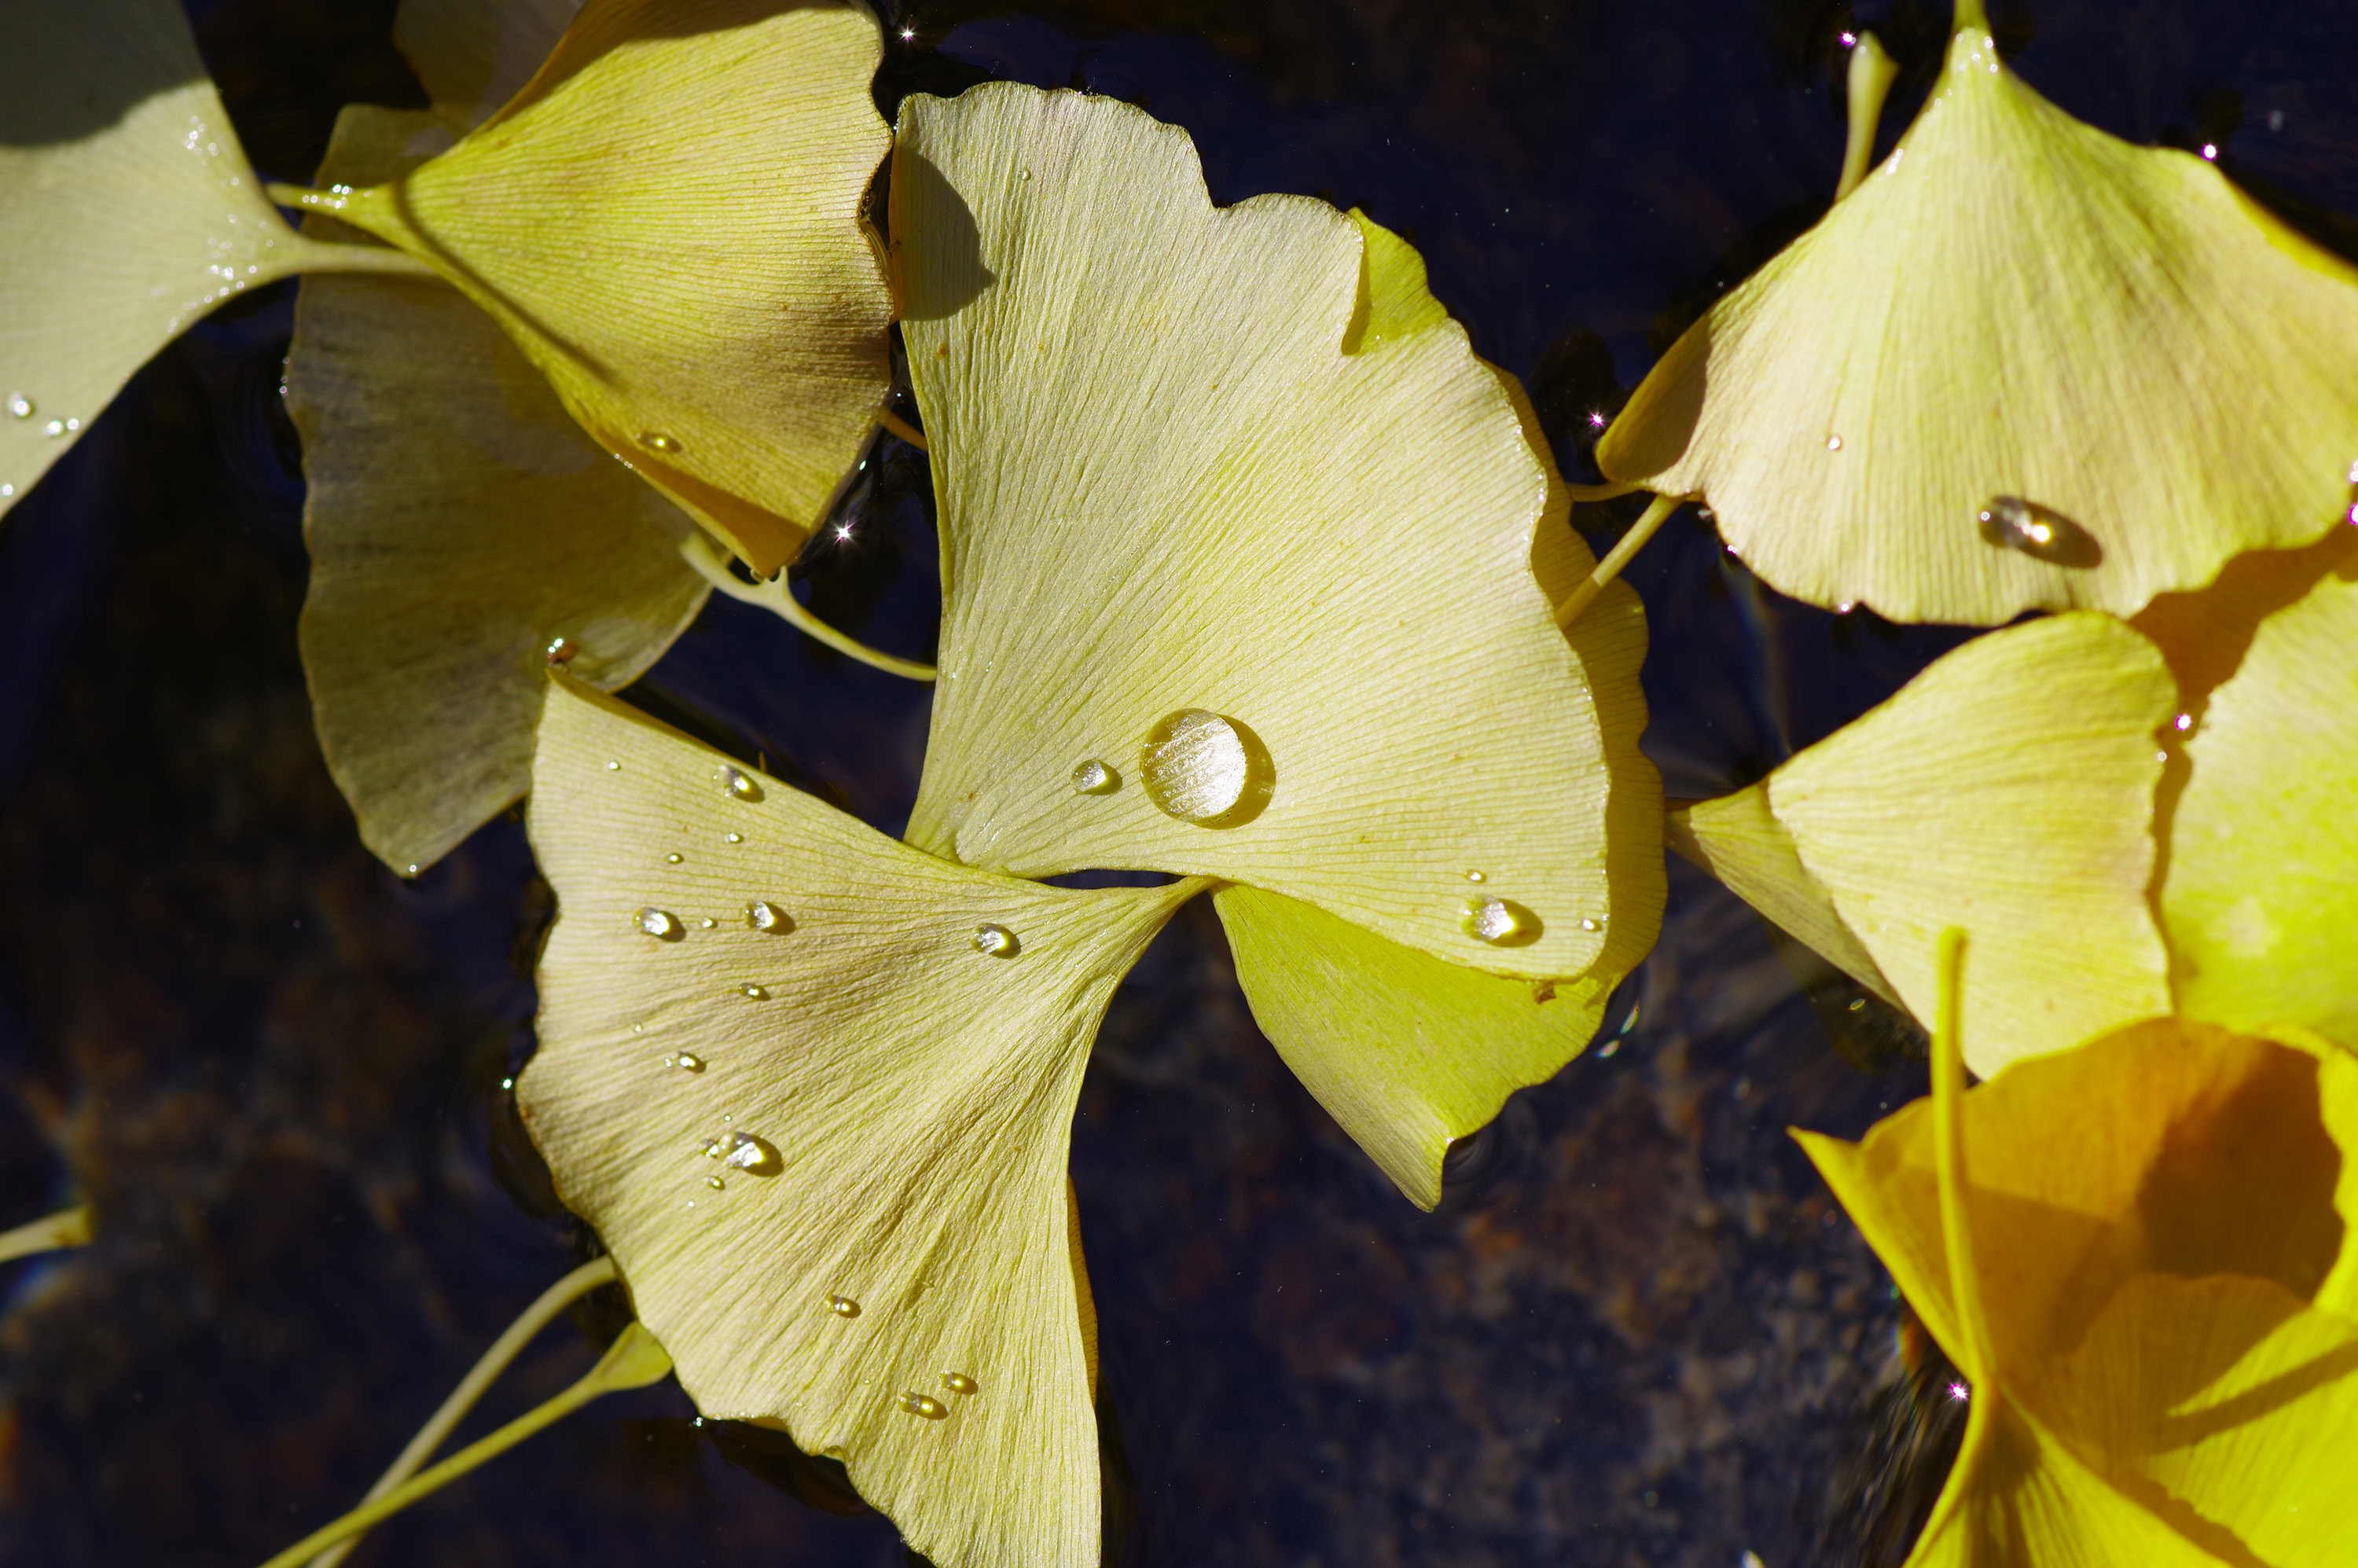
[[4, 2, 2353, 1565]]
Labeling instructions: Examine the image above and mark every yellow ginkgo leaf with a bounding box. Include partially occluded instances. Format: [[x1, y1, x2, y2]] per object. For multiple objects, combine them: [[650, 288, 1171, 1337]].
[[1799, 943, 2358, 1567], [520, 676, 1201, 1568], [1666, 787, 1902, 1012], [1681, 613, 2173, 1075], [288, 22, 708, 876], [2158, 536, 2358, 1048], [1216, 884, 1618, 1210], [1596, 0, 2358, 625], [303, 0, 896, 576], [0, 0, 421, 520], [895, 83, 1662, 986]]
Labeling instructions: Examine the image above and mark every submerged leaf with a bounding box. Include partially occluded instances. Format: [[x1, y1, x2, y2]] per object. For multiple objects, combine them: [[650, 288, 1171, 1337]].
[[2158, 531, 2358, 1048], [1802, 1002, 2358, 1566], [1599, 11, 2358, 624], [895, 84, 1662, 987], [0, 0, 414, 518], [1680, 613, 2173, 1075], [521, 677, 1198, 1568], [320, 0, 896, 575], [289, 24, 707, 875]]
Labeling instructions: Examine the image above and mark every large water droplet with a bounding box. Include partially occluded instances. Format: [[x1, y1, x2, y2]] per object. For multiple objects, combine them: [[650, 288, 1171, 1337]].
[[827, 1294, 861, 1318], [6, 394, 32, 420], [1071, 758, 1117, 795], [1139, 709, 1273, 827], [971, 923, 1019, 957], [639, 431, 684, 454], [1461, 896, 1540, 947], [941, 1372, 979, 1396], [898, 1392, 949, 1419], [704, 1129, 781, 1174], [635, 907, 686, 941], [1976, 496, 2101, 567], [716, 763, 763, 802], [747, 901, 792, 933]]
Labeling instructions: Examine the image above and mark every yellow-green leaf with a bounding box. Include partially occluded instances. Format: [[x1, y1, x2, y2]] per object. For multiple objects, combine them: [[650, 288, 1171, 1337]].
[[1685, 613, 2173, 1074], [1216, 884, 1618, 1210], [318, 0, 895, 575], [521, 676, 1199, 1568], [2161, 538, 2358, 1048], [1666, 787, 1902, 1012], [0, 0, 416, 520], [895, 84, 1662, 983], [288, 53, 707, 876], [1597, 13, 2358, 625]]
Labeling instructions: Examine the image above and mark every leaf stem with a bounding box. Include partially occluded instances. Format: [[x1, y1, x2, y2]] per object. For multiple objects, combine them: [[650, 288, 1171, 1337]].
[[678, 533, 938, 681], [304, 1257, 619, 1568], [1911, 926, 2001, 1549], [1555, 492, 1680, 627], [874, 407, 929, 451], [254, 1323, 672, 1568], [0, 1205, 90, 1264], [1835, 35, 1901, 202], [1952, 0, 1990, 35]]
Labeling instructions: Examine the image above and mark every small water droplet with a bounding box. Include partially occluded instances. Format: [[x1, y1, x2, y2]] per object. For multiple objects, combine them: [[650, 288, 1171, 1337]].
[[639, 431, 683, 454], [747, 901, 793, 933], [635, 907, 686, 940], [1824, 435, 1842, 452], [972, 923, 1019, 957], [703, 1129, 781, 1173], [741, 984, 769, 1000], [706, 1175, 725, 1189], [898, 1392, 949, 1419], [725, 832, 743, 844], [668, 1052, 705, 1072], [404, 864, 420, 876], [1977, 496, 2101, 567], [698, 916, 717, 929], [2173, 713, 2193, 732], [1019, 168, 1033, 181], [716, 763, 763, 801], [1462, 896, 1540, 946], [942, 1372, 979, 1395], [1464, 870, 1486, 884], [1139, 709, 1273, 827], [666, 852, 684, 864], [545, 636, 578, 665], [1071, 758, 1117, 794], [827, 1294, 861, 1318], [42, 420, 66, 438], [1580, 916, 1603, 932], [6, 394, 31, 420], [606, 759, 622, 770]]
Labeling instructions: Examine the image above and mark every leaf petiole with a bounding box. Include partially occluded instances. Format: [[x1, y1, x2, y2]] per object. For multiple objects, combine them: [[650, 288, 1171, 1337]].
[[255, 1322, 672, 1568], [678, 532, 938, 681]]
